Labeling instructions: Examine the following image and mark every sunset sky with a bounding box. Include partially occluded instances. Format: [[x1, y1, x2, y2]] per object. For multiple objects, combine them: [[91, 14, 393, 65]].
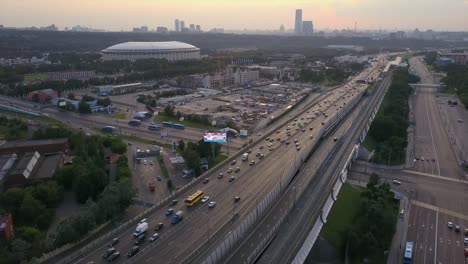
[[1, 0, 468, 31]]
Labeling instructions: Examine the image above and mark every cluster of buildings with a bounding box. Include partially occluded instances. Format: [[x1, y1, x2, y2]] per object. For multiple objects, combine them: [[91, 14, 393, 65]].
[[180, 67, 259, 89], [132, 26, 170, 34], [435, 50, 468, 66], [0, 56, 51, 66], [294, 9, 314, 35], [174, 19, 202, 33]]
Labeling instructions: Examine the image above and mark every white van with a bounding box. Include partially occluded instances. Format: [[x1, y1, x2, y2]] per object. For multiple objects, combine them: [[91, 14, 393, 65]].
[[242, 153, 249, 161]]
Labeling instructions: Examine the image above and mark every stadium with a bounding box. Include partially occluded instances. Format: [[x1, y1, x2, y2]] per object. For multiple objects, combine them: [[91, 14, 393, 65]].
[[101, 41, 201, 62]]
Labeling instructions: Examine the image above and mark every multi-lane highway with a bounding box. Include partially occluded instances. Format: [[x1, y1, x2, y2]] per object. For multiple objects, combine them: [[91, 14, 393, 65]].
[[404, 57, 468, 264], [65, 56, 389, 264], [227, 59, 393, 264]]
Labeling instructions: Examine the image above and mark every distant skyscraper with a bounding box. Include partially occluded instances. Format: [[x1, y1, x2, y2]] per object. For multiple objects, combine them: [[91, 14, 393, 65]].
[[175, 19, 180, 32], [189, 24, 195, 30], [280, 24, 285, 32], [302, 21, 313, 35], [180, 20, 185, 30], [295, 9, 302, 34], [196, 25, 201, 31]]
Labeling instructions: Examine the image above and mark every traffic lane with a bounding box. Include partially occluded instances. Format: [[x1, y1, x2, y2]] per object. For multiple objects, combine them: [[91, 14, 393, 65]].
[[407, 205, 437, 264], [425, 88, 464, 178], [439, 213, 468, 263], [437, 212, 468, 264]]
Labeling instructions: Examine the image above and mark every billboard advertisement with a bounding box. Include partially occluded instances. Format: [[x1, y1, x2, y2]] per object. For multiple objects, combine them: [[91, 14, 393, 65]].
[[204, 132, 227, 143]]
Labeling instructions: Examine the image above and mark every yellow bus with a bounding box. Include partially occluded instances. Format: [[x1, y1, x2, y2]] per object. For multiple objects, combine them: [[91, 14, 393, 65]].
[[185, 190, 204, 206]]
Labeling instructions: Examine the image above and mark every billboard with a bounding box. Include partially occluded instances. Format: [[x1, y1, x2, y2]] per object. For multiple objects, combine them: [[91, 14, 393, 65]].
[[204, 132, 227, 143]]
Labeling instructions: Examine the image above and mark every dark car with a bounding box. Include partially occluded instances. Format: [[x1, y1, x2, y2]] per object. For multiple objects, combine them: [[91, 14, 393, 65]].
[[170, 199, 178, 206], [107, 252, 120, 262], [203, 178, 209, 184], [155, 222, 164, 231], [166, 208, 174, 216], [128, 246, 139, 258], [109, 238, 119, 247], [234, 196, 241, 203], [229, 176, 235, 182], [134, 233, 146, 245], [102, 247, 116, 259]]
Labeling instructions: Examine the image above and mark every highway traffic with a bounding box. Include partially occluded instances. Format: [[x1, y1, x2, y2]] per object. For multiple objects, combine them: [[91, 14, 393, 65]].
[[69, 55, 390, 264]]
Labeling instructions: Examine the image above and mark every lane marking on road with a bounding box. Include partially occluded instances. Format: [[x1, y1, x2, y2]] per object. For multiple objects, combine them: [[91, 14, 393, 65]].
[[402, 170, 468, 184], [434, 208, 438, 264], [411, 200, 468, 221]]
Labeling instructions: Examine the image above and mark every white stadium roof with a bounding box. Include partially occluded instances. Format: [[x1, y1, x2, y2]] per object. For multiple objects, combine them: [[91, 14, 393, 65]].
[[103, 41, 199, 51]]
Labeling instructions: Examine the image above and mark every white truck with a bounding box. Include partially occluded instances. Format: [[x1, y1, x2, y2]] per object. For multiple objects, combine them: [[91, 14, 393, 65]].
[[133, 222, 148, 237], [242, 153, 249, 161]]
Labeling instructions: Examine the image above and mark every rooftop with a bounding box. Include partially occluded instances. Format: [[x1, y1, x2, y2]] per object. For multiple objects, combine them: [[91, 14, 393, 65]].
[[0, 138, 68, 150], [103, 41, 199, 51]]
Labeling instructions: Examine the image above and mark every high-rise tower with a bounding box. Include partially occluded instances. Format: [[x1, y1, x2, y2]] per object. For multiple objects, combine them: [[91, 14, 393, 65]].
[[175, 19, 180, 32], [295, 9, 303, 34]]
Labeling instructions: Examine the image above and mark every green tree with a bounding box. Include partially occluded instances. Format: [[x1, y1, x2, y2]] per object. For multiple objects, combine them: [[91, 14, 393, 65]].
[[0, 188, 25, 216], [182, 147, 201, 176], [10, 238, 31, 262], [78, 101, 91, 114], [177, 140, 185, 152], [164, 105, 175, 117], [67, 93, 75, 100], [19, 193, 46, 225]]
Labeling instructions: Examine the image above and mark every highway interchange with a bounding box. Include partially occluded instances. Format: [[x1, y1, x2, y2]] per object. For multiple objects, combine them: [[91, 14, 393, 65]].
[[62, 55, 389, 264]]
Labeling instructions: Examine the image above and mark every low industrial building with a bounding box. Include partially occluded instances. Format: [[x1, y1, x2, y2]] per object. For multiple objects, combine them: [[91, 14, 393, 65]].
[[0, 151, 63, 188], [436, 51, 468, 65], [95, 83, 144, 96], [27, 89, 58, 104]]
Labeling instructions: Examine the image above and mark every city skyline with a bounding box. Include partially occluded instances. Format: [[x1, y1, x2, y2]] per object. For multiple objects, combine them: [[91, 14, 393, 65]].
[[1, 0, 468, 31]]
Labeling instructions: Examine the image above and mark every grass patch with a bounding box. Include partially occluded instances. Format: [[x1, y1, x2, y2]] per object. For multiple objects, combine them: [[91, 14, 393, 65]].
[[112, 113, 126, 120], [24, 73, 48, 81], [212, 154, 227, 167], [322, 183, 363, 254], [153, 115, 217, 130]]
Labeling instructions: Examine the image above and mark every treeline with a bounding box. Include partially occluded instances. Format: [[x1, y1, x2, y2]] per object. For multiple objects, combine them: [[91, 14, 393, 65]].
[[441, 64, 468, 109], [366, 69, 419, 164], [0, 127, 133, 263], [0, 29, 460, 58], [348, 174, 398, 262], [0, 116, 28, 140]]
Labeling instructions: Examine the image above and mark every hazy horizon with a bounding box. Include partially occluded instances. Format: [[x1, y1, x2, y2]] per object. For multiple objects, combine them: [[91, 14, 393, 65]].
[[1, 0, 468, 32]]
